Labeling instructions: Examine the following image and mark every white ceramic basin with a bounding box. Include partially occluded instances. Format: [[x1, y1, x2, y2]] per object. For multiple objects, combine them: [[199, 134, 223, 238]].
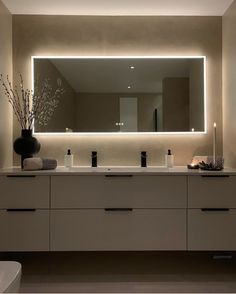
[[64, 166, 169, 173], [0, 262, 21, 293]]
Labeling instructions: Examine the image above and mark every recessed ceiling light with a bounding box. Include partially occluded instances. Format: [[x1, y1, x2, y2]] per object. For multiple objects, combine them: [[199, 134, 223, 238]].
[[130, 66, 135, 69]]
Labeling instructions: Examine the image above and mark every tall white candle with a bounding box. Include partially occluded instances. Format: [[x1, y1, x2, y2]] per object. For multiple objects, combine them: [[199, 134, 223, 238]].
[[213, 122, 216, 165]]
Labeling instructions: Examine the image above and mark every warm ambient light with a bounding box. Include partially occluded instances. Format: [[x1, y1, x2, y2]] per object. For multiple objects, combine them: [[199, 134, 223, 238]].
[[31, 55, 207, 136]]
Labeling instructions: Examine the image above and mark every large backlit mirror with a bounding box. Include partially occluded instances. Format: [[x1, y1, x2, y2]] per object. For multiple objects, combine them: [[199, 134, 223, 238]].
[[33, 56, 206, 133]]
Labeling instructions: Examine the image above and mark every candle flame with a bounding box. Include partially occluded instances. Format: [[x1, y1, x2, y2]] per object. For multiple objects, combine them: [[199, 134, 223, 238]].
[[214, 122, 216, 128]]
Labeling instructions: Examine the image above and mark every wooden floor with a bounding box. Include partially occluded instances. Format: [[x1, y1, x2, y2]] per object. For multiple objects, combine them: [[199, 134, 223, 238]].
[[1, 251, 236, 293]]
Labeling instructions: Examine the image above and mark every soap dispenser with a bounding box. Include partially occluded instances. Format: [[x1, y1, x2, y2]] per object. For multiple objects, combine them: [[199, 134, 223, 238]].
[[165, 149, 174, 168], [64, 149, 74, 167]]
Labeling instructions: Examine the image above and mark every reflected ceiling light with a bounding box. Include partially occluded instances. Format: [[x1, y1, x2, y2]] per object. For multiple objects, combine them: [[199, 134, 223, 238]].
[[130, 66, 135, 69], [128, 85, 132, 89]]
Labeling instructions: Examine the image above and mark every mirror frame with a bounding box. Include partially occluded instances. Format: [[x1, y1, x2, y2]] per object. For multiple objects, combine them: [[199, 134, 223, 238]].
[[31, 55, 207, 135]]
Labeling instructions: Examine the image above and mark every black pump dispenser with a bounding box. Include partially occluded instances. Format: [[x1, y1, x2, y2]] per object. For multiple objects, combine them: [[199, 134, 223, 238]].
[[141, 151, 147, 167], [67, 149, 71, 155], [92, 151, 97, 167], [167, 149, 171, 155]]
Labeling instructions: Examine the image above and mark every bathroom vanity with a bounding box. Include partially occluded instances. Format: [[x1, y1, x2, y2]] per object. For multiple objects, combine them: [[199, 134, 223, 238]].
[[0, 167, 235, 252]]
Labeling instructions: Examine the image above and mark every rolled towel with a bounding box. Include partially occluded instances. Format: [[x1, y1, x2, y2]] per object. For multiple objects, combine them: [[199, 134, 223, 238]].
[[23, 157, 57, 171], [42, 158, 58, 170]]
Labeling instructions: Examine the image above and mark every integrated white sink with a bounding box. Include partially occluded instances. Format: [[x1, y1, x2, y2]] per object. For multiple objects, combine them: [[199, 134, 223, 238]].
[[62, 166, 170, 173], [0, 261, 21, 293]]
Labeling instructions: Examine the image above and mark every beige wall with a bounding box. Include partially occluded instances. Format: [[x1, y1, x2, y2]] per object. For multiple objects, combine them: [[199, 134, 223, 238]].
[[12, 15, 222, 166], [223, 0, 236, 168], [0, 0, 12, 168]]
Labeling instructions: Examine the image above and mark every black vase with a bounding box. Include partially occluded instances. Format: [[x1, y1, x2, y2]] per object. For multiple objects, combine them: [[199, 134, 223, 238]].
[[14, 129, 41, 169]]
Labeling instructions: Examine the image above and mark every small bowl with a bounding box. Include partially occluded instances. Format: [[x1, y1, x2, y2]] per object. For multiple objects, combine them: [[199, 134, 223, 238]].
[[187, 164, 199, 170]]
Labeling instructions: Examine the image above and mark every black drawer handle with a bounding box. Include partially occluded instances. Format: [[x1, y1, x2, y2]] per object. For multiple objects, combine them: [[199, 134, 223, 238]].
[[201, 208, 230, 212], [7, 209, 36, 212], [7, 175, 36, 178], [201, 175, 230, 178], [105, 175, 133, 178], [104, 208, 133, 212]]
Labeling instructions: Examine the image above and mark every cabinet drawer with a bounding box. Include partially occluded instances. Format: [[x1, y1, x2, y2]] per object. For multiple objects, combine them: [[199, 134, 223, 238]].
[[51, 176, 187, 208], [188, 209, 236, 250], [0, 176, 50, 208], [188, 175, 236, 208], [0, 209, 49, 251], [51, 209, 186, 251]]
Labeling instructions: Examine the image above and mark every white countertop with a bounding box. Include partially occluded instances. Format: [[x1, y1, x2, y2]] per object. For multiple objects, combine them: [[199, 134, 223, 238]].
[[0, 166, 236, 176]]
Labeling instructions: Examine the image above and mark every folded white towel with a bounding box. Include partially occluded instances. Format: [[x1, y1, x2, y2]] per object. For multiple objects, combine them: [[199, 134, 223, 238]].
[[23, 157, 57, 171]]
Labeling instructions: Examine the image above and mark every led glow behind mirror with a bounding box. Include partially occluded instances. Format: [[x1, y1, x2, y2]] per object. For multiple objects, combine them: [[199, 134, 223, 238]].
[[32, 56, 206, 134]]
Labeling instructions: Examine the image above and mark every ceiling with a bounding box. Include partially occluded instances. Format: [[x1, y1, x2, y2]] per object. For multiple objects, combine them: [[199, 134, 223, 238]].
[[35, 58, 203, 93], [2, 0, 234, 16]]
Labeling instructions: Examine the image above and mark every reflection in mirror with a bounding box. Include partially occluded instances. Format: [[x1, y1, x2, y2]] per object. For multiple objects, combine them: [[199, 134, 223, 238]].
[[33, 57, 205, 133]]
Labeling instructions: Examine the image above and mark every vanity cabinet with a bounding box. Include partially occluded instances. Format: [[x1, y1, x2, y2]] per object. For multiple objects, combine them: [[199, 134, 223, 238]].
[[51, 175, 186, 208], [0, 175, 50, 208], [0, 210, 49, 251], [188, 209, 236, 250], [0, 175, 50, 251], [51, 209, 186, 251], [188, 175, 236, 250], [188, 175, 236, 208], [50, 175, 187, 251], [0, 171, 236, 252]]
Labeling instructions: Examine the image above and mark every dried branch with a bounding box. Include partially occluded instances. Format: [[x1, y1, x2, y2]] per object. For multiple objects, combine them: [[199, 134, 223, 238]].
[[0, 74, 64, 129]]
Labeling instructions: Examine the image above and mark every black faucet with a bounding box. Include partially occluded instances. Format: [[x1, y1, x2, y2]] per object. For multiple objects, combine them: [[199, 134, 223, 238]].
[[92, 151, 97, 167], [141, 151, 147, 167]]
